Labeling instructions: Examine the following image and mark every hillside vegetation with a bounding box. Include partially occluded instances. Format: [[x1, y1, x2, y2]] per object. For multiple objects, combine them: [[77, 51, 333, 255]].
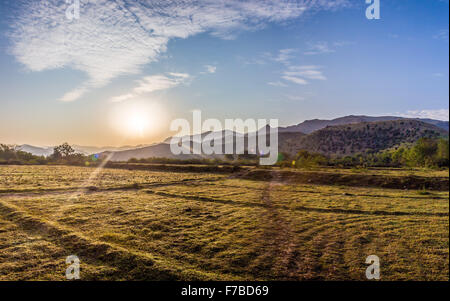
[[282, 120, 448, 157]]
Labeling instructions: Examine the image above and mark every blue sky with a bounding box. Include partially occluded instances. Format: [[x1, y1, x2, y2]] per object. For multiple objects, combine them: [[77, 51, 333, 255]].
[[0, 0, 448, 146]]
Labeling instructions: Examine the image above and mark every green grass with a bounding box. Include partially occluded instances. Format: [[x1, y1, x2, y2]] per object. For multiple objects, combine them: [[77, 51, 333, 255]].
[[0, 165, 448, 280]]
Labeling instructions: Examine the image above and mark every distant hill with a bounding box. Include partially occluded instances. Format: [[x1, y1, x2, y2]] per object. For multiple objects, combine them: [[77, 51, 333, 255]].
[[101, 143, 204, 161], [15, 115, 449, 160], [279, 115, 449, 134], [17, 145, 54, 157], [103, 130, 250, 161], [103, 119, 448, 161], [72, 145, 151, 155], [281, 119, 449, 157], [16, 144, 151, 157]]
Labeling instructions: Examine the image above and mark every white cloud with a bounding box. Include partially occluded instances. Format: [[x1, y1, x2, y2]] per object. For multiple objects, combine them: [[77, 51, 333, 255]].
[[167, 72, 190, 79], [274, 49, 297, 65], [268, 81, 288, 87], [396, 109, 449, 121], [110, 73, 190, 102], [109, 93, 135, 103], [280, 65, 326, 85], [240, 49, 294, 66], [304, 40, 353, 55], [203, 65, 217, 74], [282, 75, 308, 85], [284, 66, 327, 80], [9, 0, 349, 101], [60, 87, 89, 103]]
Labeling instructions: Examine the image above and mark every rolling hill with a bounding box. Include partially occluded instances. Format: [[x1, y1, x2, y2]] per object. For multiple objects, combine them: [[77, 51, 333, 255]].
[[281, 119, 448, 157]]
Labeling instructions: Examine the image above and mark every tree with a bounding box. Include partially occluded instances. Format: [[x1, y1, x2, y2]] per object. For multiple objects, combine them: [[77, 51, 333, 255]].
[[294, 150, 328, 168], [436, 139, 449, 167], [53, 143, 75, 158], [1, 144, 46, 164]]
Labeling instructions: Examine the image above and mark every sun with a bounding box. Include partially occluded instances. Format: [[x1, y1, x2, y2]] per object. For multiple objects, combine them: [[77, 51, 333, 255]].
[[126, 110, 149, 136], [110, 100, 165, 138]]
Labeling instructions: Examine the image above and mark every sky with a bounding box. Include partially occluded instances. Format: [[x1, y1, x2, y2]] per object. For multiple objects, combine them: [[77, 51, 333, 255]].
[[0, 0, 448, 147]]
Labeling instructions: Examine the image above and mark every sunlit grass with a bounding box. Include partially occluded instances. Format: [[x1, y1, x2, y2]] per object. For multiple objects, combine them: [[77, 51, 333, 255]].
[[0, 165, 448, 280]]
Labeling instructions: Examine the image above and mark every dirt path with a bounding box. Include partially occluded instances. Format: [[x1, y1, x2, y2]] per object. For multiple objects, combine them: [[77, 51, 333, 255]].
[[258, 170, 300, 280]]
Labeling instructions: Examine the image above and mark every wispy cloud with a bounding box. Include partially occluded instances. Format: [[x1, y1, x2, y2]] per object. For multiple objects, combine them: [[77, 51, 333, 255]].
[[203, 65, 217, 74], [284, 94, 306, 101], [268, 81, 288, 87], [110, 73, 190, 102], [241, 49, 296, 66], [434, 29, 449, 41], [274, 49, 297, 65], [304, 41, 335, 55], [281, 65, 326, 85], [304, 40, 353, 55], [282, 75, 308, 85], [284, 65, 327, 80], [9, 0, 348, 101], [395, 109, 449, 121]]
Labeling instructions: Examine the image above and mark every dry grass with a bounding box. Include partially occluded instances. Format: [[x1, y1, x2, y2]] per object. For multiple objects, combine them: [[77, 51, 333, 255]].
[[279, 166, 450, 178], [0, 165, 448, 280], [0, 165, 224, 193]]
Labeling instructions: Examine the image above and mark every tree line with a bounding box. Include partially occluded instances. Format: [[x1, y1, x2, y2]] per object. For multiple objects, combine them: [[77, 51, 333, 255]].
[[279, 138, 449, 169], [0, 143, 97, 166], [1, 138, 449, 169]]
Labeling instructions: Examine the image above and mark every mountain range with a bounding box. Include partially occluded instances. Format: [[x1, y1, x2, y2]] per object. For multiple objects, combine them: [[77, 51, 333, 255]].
[[13, 115, 449, 160], [279, 115, 449, 134]]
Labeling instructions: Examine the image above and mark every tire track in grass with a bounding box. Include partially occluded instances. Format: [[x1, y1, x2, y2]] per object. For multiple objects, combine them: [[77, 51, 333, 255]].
[[290, 214, 371, 280], [144, 190, 448, 218]]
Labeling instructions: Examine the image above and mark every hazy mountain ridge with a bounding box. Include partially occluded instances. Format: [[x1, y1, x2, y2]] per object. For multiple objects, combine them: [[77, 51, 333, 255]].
[[17, 144, 54, 157], [279, 115, 449, 134], [15, 144, 151, 157]]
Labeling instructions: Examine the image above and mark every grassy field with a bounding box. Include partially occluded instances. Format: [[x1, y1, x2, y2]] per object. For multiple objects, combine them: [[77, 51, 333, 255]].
[[0, 165, 448, 280]]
